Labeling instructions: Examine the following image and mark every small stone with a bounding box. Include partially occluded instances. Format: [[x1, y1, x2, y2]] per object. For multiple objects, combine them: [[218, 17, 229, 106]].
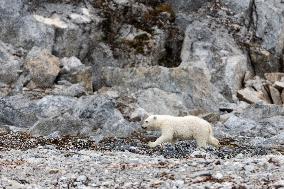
[[76, 175, 87, 183], [213, 172, 224, 180], [49, 169, 59, 174]]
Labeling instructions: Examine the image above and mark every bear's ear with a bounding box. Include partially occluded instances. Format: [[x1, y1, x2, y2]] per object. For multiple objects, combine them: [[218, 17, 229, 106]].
[[153, 116, 157, 120]]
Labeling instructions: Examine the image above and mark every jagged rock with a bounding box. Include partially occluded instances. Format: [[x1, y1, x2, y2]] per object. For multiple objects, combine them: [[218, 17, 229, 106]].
[[91, 43, 118, 90], [166, 0, 210, 13], [129, 107, 148, 122], [52, 83, 87, 97], [222, 0, 251, 14], [180, 19, 251, 101], [243, 71, 254, 82], [73, 95, 138, 141], [222, 115, 259, 138], [25, 48, 60, 88], [29, 113, 95, 137], [269, 86, 282, 105], [0, 94, 138, 140], [59, 57, 93, 92], [102, 66, 227, 112], [0, 41, 23, 86], [264, 73, 284, 83], [0, 1, 101, 59], [253, 0, 284, 55], [249, 47, 279, 77], [240, 103, 284, 121], [237, 87, 267, 104], [245, 1, 284, 75], [36, 95, 77, 118], [136, 88, 188, 116], [0, 95, 38, 127], [0, 6, 55, 51], [200, 112, 220, 124], [220, 114, 284, 148], [244, 76, 263, 91], [243, 76, 272, 103], [274, 81, 284, 90]]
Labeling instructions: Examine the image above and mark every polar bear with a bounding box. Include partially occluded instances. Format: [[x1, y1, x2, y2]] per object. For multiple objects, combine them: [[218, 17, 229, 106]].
[[142, 115, 220, 148]]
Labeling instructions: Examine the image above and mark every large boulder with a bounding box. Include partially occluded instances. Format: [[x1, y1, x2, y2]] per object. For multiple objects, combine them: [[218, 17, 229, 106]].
[[59, 56, 93, 92], [0, 41, 23, 87], [0, 95, 38, 127], [0, 1, 101, 59], [0, 93, 138, 141], [24, 48, 60, 88], [102, 66, 227, 112], [136, 88, 188, 116], [218, 113, 284, 149], [180, 19, 251, 101]]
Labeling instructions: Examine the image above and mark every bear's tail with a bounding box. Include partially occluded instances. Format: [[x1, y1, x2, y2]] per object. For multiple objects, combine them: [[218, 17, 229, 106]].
[[208, 127, 220, 147]]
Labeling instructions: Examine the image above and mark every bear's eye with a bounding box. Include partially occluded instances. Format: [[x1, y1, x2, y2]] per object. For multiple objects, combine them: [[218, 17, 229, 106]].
[[145, 120, 148, 123]]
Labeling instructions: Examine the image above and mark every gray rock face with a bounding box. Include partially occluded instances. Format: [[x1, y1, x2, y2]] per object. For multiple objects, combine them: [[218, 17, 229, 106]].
[[137, 88, 188, 116], [0, 95, 38, 127], [245, 0, 284, 76], [52, 83, 87, 97], [0, 41, 23, 86], [166, 0, 210, 13], [59, 56, 93, 92], [0, 0, 101, 59], [102, 66, 227, 112], [0, 94, 137, 140], [218, 105, 284, 148], [31, 95, 138, 140], [180, 19, 251, 101], [253, 0, 284, 53]]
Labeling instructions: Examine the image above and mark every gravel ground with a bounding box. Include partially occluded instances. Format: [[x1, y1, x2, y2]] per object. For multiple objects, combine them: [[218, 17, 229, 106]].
[[0, 132, 283, 188]]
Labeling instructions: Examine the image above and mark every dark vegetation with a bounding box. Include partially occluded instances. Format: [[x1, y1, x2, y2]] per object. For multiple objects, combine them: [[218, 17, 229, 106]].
[[0, 131, 277, 159]]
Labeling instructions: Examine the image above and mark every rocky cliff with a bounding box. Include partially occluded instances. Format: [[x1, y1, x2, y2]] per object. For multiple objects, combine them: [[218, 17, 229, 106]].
[[0, 0, 284, 188]]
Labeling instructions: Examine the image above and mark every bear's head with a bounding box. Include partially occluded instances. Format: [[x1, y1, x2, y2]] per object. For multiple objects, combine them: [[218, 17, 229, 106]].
[[141, 115, 157, 130]]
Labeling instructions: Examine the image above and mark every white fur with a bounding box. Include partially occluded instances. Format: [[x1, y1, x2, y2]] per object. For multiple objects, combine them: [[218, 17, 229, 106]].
[[142, 115, 220, 148]]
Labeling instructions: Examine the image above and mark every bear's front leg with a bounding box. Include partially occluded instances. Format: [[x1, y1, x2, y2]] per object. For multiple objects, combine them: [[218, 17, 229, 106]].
[[148, 134, 173, 148]]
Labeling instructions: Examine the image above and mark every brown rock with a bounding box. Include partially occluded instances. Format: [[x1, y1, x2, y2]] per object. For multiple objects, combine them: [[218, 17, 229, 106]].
[[269, 85, 282, 105], [261, 86, 272, 104], [243, 71, 254, 82], [273, 81, 284, 90], [60, 57, 93, 92], [62, 66, 93, 92], [249, 47, 279, 77], [237, 87, 268, 104], [264, 72, 284, 83], [200, 112, 220, 124], [25, 49, 60, 88]]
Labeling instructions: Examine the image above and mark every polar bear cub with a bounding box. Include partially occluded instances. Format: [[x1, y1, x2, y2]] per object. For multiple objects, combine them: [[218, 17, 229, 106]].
[[142, 115, 220, 148]]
